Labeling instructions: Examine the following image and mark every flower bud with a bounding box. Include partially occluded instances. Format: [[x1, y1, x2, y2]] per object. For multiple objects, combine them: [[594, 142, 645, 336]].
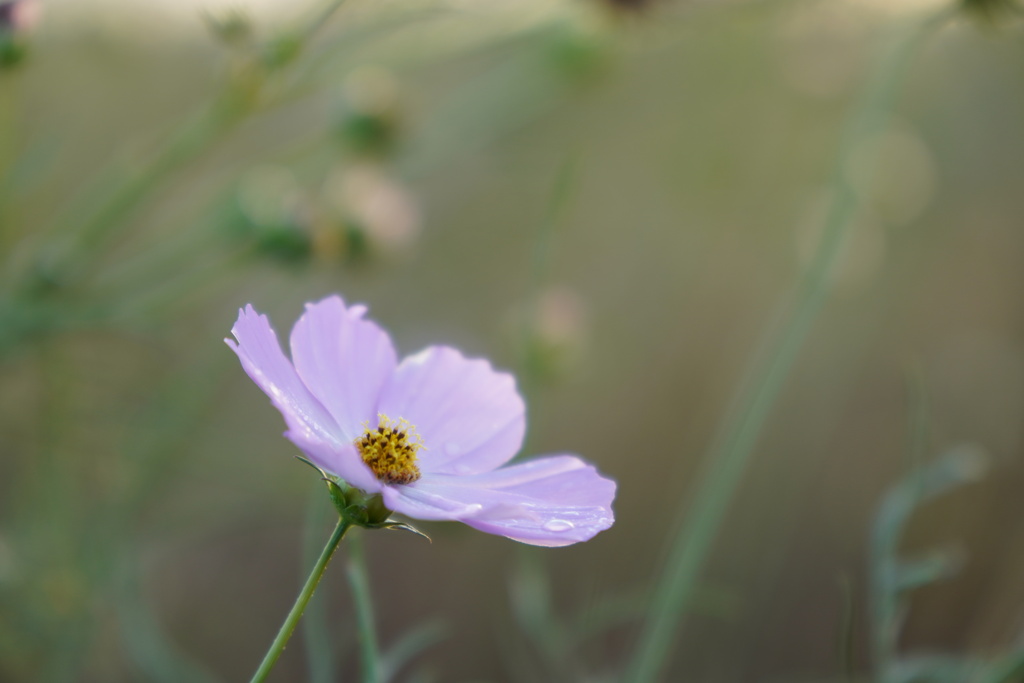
[[336, 67, 403, 157], [319, 163, 420, 263], [326, 480, 393, 527], [960, 0, 1022, 23], [225, 166, 313, 265], [205, 8, 254, 49], [515, 287, 589, 383]]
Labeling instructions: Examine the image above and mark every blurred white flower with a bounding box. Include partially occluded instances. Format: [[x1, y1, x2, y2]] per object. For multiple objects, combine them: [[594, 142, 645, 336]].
[[535, 286, 588, 351], [323, 164, 421, 255], [512, 286, 589, 382]]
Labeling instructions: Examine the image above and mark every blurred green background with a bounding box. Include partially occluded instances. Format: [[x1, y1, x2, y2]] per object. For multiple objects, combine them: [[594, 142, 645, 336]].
[[2, 0, 1024, 680]]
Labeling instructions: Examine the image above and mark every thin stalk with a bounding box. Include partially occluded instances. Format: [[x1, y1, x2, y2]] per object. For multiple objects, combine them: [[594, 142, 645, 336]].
[[517, 154, 578, 435], [625, 9, 952, 683], [14, 0, 351, 288], [299, 0, 350, 39], [250, 518, 351, 683], [38, 99, 238, 284], [345, 531, 380, 683], [303, 488, 338, 683]]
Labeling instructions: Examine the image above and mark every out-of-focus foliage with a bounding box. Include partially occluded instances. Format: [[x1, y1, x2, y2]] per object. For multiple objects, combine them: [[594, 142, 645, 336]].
[[2, 0, 1024, 681]]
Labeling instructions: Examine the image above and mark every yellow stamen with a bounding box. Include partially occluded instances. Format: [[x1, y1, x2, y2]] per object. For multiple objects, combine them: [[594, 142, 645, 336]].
[[354, 413, 423, 485]]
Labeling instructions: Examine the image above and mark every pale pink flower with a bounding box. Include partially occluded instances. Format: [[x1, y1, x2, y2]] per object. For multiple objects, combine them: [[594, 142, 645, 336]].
[[227, 296, 616, 547]]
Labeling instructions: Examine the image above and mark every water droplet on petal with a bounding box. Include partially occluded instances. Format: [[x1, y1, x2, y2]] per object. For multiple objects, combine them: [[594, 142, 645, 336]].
[[543, 519, 575, 532]]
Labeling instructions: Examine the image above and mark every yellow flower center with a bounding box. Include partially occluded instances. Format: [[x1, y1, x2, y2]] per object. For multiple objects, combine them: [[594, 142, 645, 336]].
[[355, 414, 423, 485]]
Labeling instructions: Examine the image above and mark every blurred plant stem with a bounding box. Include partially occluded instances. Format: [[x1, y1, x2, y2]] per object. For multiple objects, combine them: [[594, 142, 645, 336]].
[[303, 489, 339, 683], [625, 8, 954, 683], [515, 153, 579, 465], [510, 550, 579, 681], [870, 446, 991, 683], [0, 70, 17, 193], [346, 530, 381, 683], [980, 649, 1024, 683], [99, 241, 257, 324], [0, 0, 351, 349], [301, 0, 349, 40], [27, 343, 99, 682], [251, 518, 352, 683], [117, 565, 221, 683], [39, 100, 237, 285]]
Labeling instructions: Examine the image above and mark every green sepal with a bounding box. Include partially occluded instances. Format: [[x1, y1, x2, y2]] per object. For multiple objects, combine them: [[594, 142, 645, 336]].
[[295, 454, 428, 540], [293, 455, 357, 521], [327, 480, 354, 520], [294, 454, 327, 477], [378, 521, 431, 542]]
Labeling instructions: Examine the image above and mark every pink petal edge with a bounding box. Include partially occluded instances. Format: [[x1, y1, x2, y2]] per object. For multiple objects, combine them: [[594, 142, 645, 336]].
[[381, 455, 616, 547], [227, 304, 382, 494], [226, 305, 343, 448]]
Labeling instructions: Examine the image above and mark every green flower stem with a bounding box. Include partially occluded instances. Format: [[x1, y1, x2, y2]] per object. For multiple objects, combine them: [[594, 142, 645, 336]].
[[303, 490, 339, 683], [345, 530, 381, 683], [11, 0, 351, 295], [250, 518, 352, 683], [625, 10, 952, 683]]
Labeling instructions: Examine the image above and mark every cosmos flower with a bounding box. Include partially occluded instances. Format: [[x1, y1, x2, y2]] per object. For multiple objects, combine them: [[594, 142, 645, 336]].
[[227, 295, 616, 547]]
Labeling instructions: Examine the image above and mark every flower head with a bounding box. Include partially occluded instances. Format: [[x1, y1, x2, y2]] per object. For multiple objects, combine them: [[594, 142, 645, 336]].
[[227, 296, 616, 547]]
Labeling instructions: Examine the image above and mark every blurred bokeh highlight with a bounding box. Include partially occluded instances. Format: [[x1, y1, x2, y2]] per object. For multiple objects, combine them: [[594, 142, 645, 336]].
[[2, 0, 1024, 681]]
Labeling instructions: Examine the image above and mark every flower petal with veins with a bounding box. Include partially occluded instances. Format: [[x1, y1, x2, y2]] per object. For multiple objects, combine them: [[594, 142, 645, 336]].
[[228, 297, 616, 546]]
